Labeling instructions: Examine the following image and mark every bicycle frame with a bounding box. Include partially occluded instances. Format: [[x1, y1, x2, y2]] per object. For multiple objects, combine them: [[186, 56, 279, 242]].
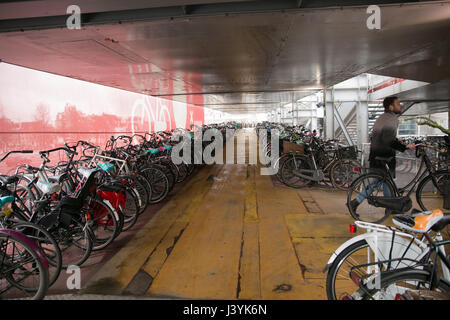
[[422, 232, 450, 284], [360, 146, 438, 199]]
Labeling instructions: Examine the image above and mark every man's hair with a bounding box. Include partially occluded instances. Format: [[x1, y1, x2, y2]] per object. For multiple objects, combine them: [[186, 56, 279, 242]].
[[383, 96, 398, 111]]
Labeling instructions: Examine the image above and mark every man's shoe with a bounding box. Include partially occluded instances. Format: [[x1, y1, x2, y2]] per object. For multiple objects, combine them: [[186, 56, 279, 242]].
[[347, 199, 360, 218]]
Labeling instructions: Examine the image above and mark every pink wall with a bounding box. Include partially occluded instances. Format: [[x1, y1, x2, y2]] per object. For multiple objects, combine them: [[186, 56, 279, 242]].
[[0, 63, 204, 173]]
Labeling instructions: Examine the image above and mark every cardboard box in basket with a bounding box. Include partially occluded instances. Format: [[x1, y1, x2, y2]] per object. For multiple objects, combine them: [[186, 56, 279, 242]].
[[283, 140, 304, 154]]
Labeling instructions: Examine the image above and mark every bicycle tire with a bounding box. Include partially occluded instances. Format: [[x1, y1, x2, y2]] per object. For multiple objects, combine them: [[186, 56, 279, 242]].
[[416, 170, 450, 212], [367, 270, 450, 300], [330, 158, 361, 191], [43, 217, 93, 268], [135, 173, 152, 204], [118, 175, 148, 214], [10, 221, 62, 288], [0, 233, 49, 300], [279, 154, 314, 188], [120, 186, 140, 231], [141, 166, 170, 204], [346, 173, 395, 223], [86, 198, 120, 251], [156, 162, 176, 191], [326, 240, 369, 300]]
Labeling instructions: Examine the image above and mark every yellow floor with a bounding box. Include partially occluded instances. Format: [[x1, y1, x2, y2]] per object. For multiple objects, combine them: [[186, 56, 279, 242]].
[[82, 130, 363, 299]]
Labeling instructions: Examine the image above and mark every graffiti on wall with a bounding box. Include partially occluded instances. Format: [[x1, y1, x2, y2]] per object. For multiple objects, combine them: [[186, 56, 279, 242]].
[[0, 63, 204, 172]]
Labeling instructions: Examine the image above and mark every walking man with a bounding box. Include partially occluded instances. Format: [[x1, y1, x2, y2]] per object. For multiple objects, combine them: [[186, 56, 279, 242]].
[[348, 96, 415, 214]]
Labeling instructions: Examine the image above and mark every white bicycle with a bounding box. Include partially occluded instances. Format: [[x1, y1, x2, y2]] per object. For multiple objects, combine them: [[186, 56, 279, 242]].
[[324, 210, 450, 300]]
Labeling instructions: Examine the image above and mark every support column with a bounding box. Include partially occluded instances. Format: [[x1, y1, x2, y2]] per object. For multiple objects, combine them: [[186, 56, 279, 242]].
[[356, 74, 369, 147], [311, 115, 317, 131], [324, 88, 334, 140], [291, 92, 295, 125]]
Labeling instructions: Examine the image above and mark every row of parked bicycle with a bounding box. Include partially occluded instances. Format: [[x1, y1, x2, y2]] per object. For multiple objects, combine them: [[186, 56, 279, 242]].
[[257, 123, 361, 190], [0, 123, 238, 300]]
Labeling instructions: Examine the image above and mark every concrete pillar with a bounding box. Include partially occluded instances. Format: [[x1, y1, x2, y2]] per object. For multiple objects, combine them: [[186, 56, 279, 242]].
[[324, 89, 334, 140], [311, 115, 317, 131], [356, 74, 369, 147]]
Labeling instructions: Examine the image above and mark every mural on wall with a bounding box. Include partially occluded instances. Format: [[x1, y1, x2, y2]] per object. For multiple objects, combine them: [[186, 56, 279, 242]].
[[0, 63, 204, 172]]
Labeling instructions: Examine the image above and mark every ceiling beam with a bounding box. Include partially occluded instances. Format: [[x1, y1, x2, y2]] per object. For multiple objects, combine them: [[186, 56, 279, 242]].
[[0, 0, 434, 33]]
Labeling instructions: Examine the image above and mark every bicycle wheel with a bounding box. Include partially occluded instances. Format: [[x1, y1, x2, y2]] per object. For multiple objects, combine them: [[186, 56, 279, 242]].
[[325, 239, 407, 300], [10, 221, 62, 288], [346, 173, 395, 223], [175, 163, 189, 183], [158, 158, 179, 184], [42, 217, 93, 268], [119, 175, 148, 214], [85, 198, 120, 251], [135, 173, 152, 205], [273, 154, 288, 181], [326, 238, 416, 300], [367, 270, 450, 300], [330, 158, 361, 190], [186, 162, 195, 176], [0, 233, 49, 300], [416, 170, 450, 213], [157, 163, 176, 191], [120, 187, 140, 231], [279, 155, 313, 188], [141, 166, 170, 204], [326, 240, 371, 300]]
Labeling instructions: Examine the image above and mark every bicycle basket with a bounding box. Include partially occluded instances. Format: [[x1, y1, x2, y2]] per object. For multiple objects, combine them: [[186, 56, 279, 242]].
[[337, 145, 358, 159]]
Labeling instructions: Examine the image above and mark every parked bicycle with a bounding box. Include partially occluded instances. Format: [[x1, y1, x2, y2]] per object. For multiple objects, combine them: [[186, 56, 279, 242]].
[[324, 209, 449, 300]]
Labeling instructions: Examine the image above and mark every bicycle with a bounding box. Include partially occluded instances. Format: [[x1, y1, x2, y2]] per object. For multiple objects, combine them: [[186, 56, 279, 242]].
[[347, 143, 450, 223], [0, 196, 49, 300], [0, 151, 62, 285], [279, 135, 360, 189], [324, 210, 449, 300]]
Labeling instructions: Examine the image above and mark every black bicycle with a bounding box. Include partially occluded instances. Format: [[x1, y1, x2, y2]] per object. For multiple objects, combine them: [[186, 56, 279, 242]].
[[347, 143, 450, 223]]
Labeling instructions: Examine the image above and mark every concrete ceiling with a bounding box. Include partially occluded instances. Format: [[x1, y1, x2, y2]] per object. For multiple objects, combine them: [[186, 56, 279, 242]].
[[399, 78, 450, 115], [0, 0, 449, 114]]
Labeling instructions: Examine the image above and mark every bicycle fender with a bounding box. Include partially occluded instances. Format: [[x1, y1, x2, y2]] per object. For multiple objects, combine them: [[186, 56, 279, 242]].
[[322, 233, 427, 273], [102, 199, 120, 222], [0, 229, 49, 268], [323, 234, 369, 273]]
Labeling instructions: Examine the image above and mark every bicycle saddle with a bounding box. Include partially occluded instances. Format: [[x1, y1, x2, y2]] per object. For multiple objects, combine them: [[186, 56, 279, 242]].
[[393, 209, 444, 233], [97, 162, 115, 172], [97, 184, 124, 193], [0, 196, 14, 206], [374, 156, 393, 163]]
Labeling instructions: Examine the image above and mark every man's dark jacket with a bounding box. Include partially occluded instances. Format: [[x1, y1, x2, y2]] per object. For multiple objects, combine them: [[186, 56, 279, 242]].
[[369, 110, 407, 178]]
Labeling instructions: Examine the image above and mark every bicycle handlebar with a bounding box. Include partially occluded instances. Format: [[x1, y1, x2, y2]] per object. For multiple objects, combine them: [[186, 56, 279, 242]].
[[39, 147, 77, 155], [39, 147, 78, 163], [0, 150, 34, 163]]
